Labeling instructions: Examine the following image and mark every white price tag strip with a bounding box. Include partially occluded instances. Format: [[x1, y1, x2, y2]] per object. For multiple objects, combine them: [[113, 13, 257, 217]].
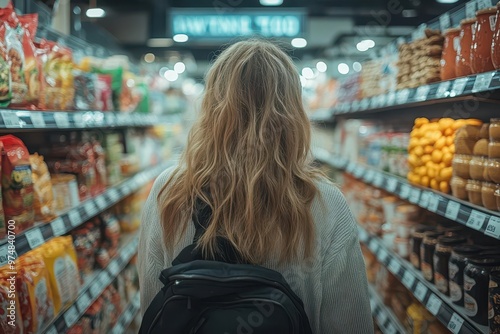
[[440, 13, 451, 31], [466, 1, 477, 18], [378, 311, 388, 325], [447, 312, 465, 334], [1, 110, 20, 128], [25, 228, 44, 249], [415, 85, 430, 101], [436, 81, 451, 98], [64, 305, 79, 328], [68, 210, 82, 227], [477, 0, 493, 9], [387, 177, 398, 193], [30, 112, 46, 127], [400, 184, 411, 199], [472, 72, 494, 92], [485, 216, 500, 239], [426, 294, 443, 316], [409, 188, 421, 203], [466, 209, 487, 231], [54, 113, 70, 128], [396, 89, 410, 104], [365, 170, 375, 182], [51, 218, 66, 237], [73, 113, 85, 128], [368, 239, 378, 252], [452, 77, 468, 96], [84, 202, 97, 217], [109, 260, 120, 276], [427, 194, 440, 213], [378, 249, 389, 263], [96, 196, 107, 210], [374, 174, 384, 187], [403, 271, 416, 289], [386, 323, 397, 334], [109, 189, 120, 202], [77, 292, 91, 312], [388, 259, 401, 275], [445, 201, 460, 221], [420, 191, 431, 209], [90, 281, 101, 298], [414, 282, 428, 302]]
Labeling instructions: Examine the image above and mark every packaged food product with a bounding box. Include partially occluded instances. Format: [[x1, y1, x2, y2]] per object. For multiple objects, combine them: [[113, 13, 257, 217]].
[[491, 119, 500, 142], [482, 182, 499, 211], [433, 236, 467, 296], [410, 226, 437, 270], [452, 154, 472, 179], [492, 2, 500, 69], [470, 7, 497, 74], [420, 231, 444, 283], [0, 135, 34, 233], [95, 74, 113, 111], [440, 27, 461, 80], [17, 13, 41, 108], [0, 25, 11, 107], [74, 71, 97, 110], [474, 138, 489, 156], [450, 245, 482, 307], [467, 180, 483, 206], [30, 153, 56, 221], [456, 18, 477, 77], [0, 268, 23, 334], [490, 270, 500, 333], [488, 158, 500, 183], [17, 252, 55, 333], [51, 173, 80, 214], [407, 302, 434, 333], [480, 124, 490, 140], [490, 142, 500, 159], [93, 65, 123, 111], [72, 219, 101, 275], [101, 213, 120, 257], [451, 176, 468, 199]]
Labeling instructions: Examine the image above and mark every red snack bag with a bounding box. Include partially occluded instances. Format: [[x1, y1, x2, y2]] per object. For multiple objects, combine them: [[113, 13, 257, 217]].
[[96, 74, 113, 111], [17, 14, 41, 109], [33, 40, 49, 110], [0, 135, 34, 234], [0, 267, 23, 334], [0, 25, 12, 107]]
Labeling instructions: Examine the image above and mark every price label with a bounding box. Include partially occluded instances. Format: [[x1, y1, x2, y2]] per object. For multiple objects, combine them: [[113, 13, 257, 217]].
[[368, 239, 378, 252], [64, 305, 79, 328], [109, 260, 120, 276], [358, 229, 369, 242], [466, 1, 477, 18], [96, 196, 107, 210], [90, 281, 102, 298], [387, 91, 396, 105], [378, 249, 389, 263], [485, 216, 500, 239], [409, 188, 421, 204], [365, 170, 375, 183], [25, 228, 44, 249], [411, 24, 427, 40], [84, 202, 97, 217], [54, 113, 70, 128], [46, 326, 58, 334], [472, 72, 494, 92], [387, 177, 398, 193], [374, 174, 384, 188], [400, 184, 411, 199], [414, 282, 428, 302], [30, 112, 45, 127], [477, 0, 492, 9], [396, 89, 410, 105], [440, 13, 451, 31], [73, 113, 85, 128], [420, 191, 431, 209], [360, 99, 369, 110], [105, 113, 117, 125], [378, 311, 388, 325], [77, 293, 91, 312], [51, 218, 66, 237], [426, 294, 443, 316], [1, 110, 20, 128], [109, 189, 120, 202], [123, 310, 133, 325], [388, 259, 402, 275], [68, 210, 82, 227], [414, 85, 431, 102], [436, 81, 451, 98], [445, 201, 461, 221], [113, 324, 124, 334], [403, 271, 416, 289], [447, 312, 465, 334], [466, 210, 487, 230], [386, 323, 397, 334], [451, 77, 468, 96], [427, 194, 440, 213]]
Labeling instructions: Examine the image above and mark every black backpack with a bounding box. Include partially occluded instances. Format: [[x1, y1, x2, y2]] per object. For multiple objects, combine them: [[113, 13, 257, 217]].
[[139, 200, 313, 334]]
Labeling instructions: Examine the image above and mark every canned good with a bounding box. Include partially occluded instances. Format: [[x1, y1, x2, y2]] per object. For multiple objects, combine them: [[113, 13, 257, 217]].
[[421, 231, 444, 283], [410, 226, 436, 270], [433, 236, 467, 295], [449, 245, 482, 307]]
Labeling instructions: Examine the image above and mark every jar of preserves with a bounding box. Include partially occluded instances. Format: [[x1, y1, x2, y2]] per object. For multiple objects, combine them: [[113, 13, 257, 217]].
[[491, 2, 500, 69], [490, 118, 500, 141], [421, 231, 444, 282], [464, 256, 500, 325], [433, 236, 467, 295], [467, 179, 483, 206], [441, 27, 461, 80], [496, 189, 500, 211], [450, 245, 482, 306], [471, 7, 498, 74], [481, 123, 491, 140], [490, 270, 500, 333], [490, 142, 500, 159], [452, 154, 472, 179], [470, 156, 487, 181], [488, 158, 500, 184], [482, 182, 499, 210], [411, 226, 436, 270], [451, 176, 468, 199], [456, 18, 477, 77]]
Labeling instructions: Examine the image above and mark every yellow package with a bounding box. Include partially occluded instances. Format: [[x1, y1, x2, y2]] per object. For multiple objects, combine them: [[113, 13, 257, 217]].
[[18, 252, 55, 334], [40, 237, 80, 314], [29, 153, 56, 222], [0, 266, 23, 334]]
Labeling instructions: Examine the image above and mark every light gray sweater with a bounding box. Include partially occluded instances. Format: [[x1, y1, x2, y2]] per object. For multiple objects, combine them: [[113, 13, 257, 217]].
[[138, 167, 374, 333]]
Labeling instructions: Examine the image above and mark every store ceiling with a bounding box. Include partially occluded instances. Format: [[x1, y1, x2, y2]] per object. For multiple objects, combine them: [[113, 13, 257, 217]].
[[74, 0, 467, 70]]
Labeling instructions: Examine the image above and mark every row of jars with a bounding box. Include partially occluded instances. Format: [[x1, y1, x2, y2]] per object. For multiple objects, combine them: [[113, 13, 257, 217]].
[[411, 226, 500, 330], [441, 2, 500, 80]]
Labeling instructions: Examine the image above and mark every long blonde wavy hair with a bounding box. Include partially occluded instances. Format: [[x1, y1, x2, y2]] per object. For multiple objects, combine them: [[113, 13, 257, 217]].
[[158, 39, 322, 264]]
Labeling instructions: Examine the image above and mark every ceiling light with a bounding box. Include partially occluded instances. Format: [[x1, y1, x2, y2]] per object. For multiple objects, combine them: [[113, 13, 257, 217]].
[[260, 0, 283, 5], [174, 62, 186, 74], [173, 34, 189, 43], [338, 63, 350, 75], [164, 70, 178, 82], [86, 8, 105, 18], [147, 38, 173, 47], [316, 61, 327, 73], [353, 62, 362, 72], [159, 67, 168, 77], [356, 39, 375, 52], [436, 0, 458, 3], [402, 9, 418, 17], [291, 38, 307, 48], [299, 75, 307, 87], [301, 67, 314, 79], [144, 53, 155, 63]]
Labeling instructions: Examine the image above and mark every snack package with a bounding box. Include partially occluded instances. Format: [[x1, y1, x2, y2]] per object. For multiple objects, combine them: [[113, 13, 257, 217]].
[[0, 135, 34, 233], [72, 219, 101, 275], [0, 142, 5, 239], [95, 74, 113, 111], [18, 14, 40, 108], [33, 40, 49, 110], [0, 25, 11, 107], [93, 65, 122, 111], [30, 153, 56, 222], [82, 297, 103, 334], [0, 267, 23, 334], [74, 71, 96, 110], [101, 213, 120, 257], [17, 252, 55, 333], [39, 237, 80, 314]]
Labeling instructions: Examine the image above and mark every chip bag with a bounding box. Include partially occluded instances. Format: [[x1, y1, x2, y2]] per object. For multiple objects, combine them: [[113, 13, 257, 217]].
[[0, 25, 11, 107], [0, 135, 34, 233], [30, 153, 56, 222], [0, 267, 23, 334], [18, 14, 40, 108]]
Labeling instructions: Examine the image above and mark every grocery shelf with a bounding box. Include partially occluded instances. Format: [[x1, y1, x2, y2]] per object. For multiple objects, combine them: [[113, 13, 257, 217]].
[[0, 110, 182, 130], [110, 292, 141, 334], [0, 160, 175, 265], [42, 233, 139, 334], [368, 284, 406, 334], [359, 227, 488, 334], [313, 147, 500, 241]]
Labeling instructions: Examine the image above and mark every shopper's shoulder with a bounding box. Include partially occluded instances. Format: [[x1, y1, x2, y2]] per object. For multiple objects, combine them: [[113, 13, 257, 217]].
[[314, 177, 345, 206], [151, 165, 178, 196]]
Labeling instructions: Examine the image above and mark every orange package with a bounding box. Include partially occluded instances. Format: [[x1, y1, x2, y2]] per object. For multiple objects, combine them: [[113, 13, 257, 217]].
[[0, 266, 23, 334], [17, 14, 41, 109], [0, 24, 11, 108], [0, 135, 34, 234], [17, 252, 55, 334], [30, 153, 55, 222]]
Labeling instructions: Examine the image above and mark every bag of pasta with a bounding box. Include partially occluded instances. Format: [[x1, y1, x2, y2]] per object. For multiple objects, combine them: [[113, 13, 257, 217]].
[[30, 153, 55, 222]]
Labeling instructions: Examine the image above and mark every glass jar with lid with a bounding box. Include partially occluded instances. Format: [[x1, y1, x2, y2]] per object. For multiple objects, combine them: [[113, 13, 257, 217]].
[[466, 180, 483, 206], [488, 158, 500, 184], [456, 18, 477, 77], [441, 27, 461, 80], [490, 118, 500, 142], [410, 226, 437, 270], [450, 245, 482, 306], [433, 236, 467, 295], [470, 7, 498, 74], [421, 231, 445, 282], [452, 154, 472, 179], [470, 156, 487, 181], [491, 2, 500, 69]]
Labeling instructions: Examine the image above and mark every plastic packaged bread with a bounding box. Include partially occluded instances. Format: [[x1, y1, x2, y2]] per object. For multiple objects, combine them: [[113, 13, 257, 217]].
[[30, 153, 56, 222]]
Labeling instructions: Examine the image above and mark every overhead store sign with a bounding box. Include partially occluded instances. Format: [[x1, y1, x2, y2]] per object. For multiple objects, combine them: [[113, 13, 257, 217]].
[[171, 9, 305, 39]]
